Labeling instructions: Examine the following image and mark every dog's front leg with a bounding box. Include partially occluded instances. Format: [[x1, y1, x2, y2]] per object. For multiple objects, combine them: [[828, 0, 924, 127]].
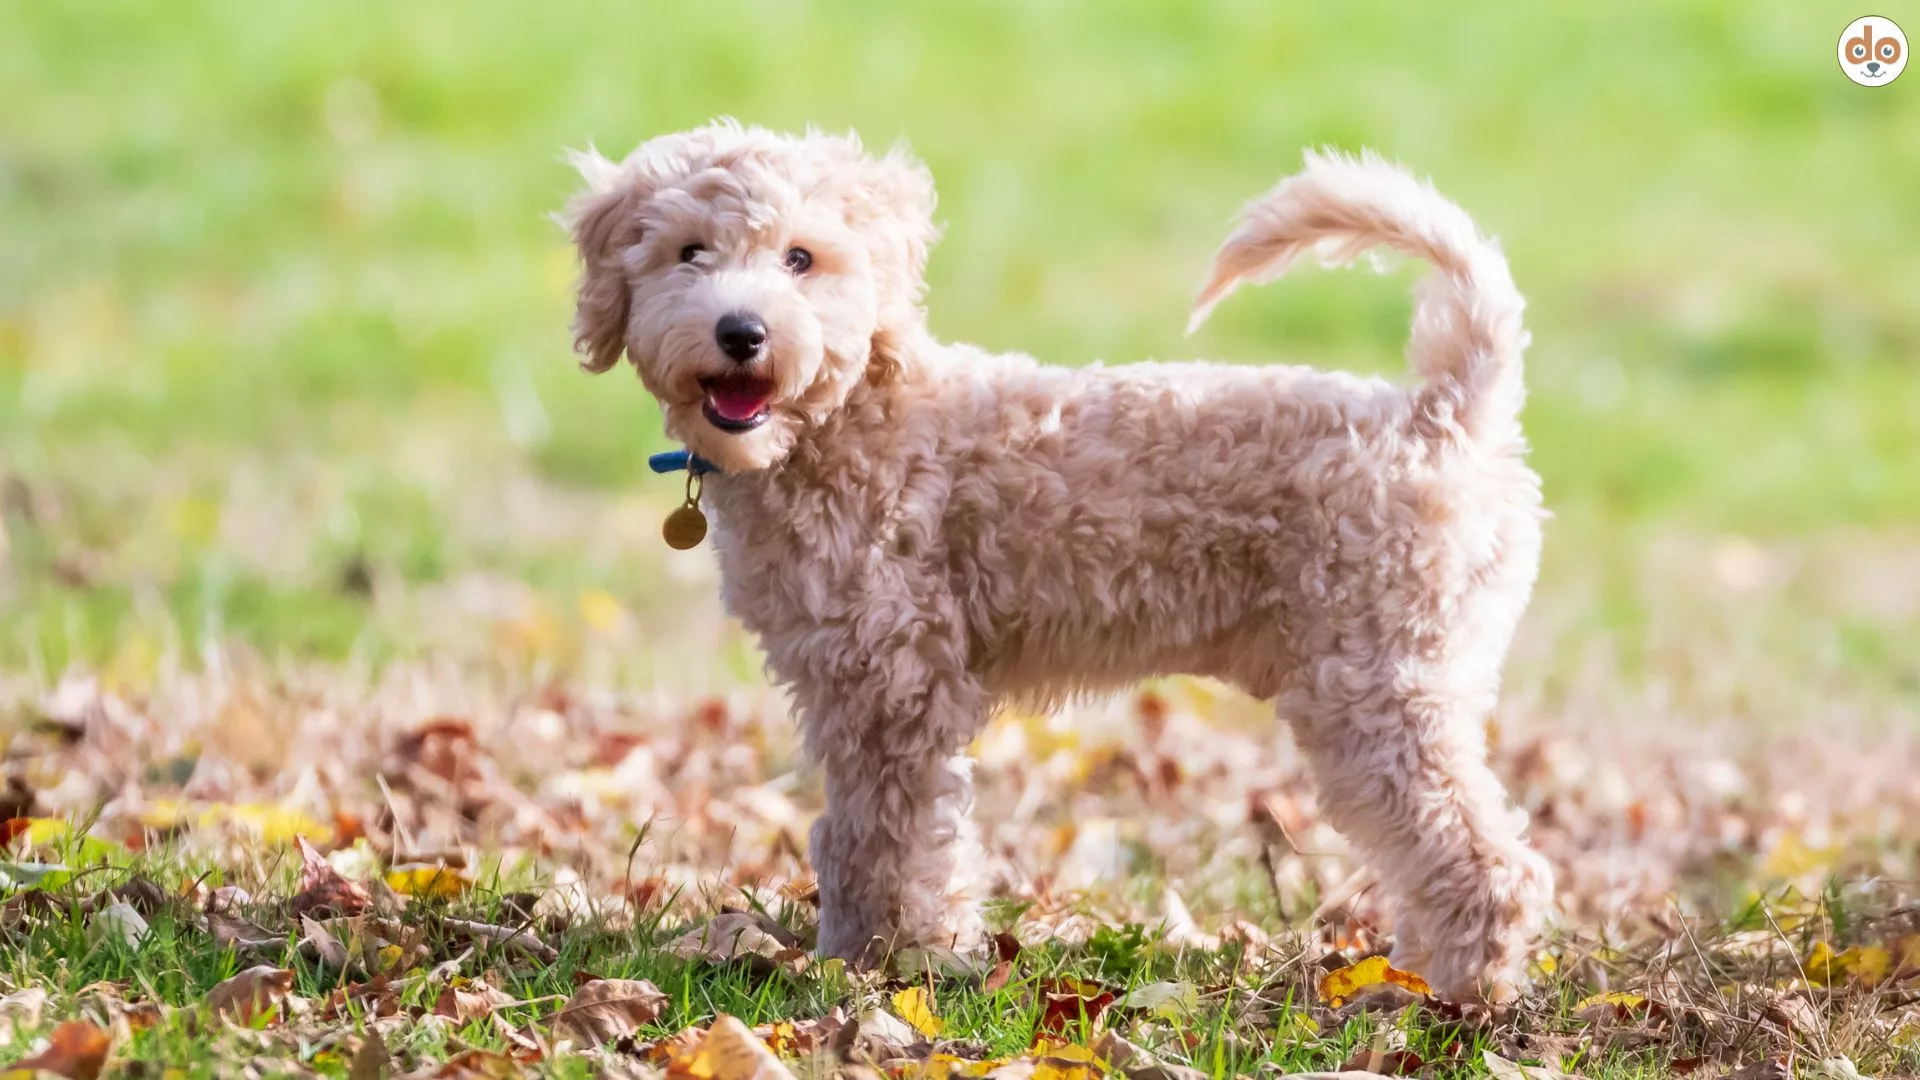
[[794, 670, 990, 965]]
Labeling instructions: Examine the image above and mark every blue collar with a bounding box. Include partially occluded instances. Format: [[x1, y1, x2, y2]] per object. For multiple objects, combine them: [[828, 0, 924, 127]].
[[648, 449, 720, 476]]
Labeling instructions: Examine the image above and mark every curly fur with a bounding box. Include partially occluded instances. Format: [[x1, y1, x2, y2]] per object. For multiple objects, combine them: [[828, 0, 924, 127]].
[[566, 120, 1553, 1001]]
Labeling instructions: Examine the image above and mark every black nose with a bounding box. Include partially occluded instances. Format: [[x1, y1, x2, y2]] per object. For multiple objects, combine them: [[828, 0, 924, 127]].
[[1868, 61, 1882, 71], [714, 312, 767, 362]]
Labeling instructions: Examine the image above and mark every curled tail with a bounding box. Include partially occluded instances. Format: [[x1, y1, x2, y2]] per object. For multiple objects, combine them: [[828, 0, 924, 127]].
[[1188, 150, 1528, 443]]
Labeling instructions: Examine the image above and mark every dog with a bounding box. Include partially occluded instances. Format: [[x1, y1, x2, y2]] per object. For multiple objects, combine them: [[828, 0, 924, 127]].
[[565, 120, 1553, 1001]]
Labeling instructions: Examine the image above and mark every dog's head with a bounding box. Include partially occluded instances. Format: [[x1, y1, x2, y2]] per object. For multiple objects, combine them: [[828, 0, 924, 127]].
[[565, 120, 938, 472]]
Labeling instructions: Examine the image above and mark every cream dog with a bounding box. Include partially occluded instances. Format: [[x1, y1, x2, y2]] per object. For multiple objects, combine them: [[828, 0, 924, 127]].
[[566, 120, 1552, 1001]]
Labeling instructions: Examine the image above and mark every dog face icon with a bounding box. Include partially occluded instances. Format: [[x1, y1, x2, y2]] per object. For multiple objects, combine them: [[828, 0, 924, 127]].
[[1839, 17, 1908, 85]]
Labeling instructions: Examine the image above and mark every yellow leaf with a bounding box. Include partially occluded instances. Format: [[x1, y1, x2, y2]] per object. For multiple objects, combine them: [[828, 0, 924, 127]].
[[229, 804, 332, 846], [1274, 1011, 1320, 1042], [1030, 1040, 1104, 1080], [1805, 942, 1890, 986], [137, 799, 194, 831], [18, 819, 69, 846], [1851, 945, 1892, 985], [892, 986, 944, 1038], [668, 1015, 795, 1080], [1575, 991, 1646, 1011], [1316, 955, 1431, 1006], [899, 1055, 1008, 1079], [579, 590, 625, 632], [135, 801, 333, 846], [1532, 951, 1558, 976], [1763, 831, 1840, 880], [384, 866, 472, 899]]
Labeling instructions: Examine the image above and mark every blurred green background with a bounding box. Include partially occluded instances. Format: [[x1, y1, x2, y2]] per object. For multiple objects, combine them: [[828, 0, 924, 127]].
[[1, 1, 1915, 722]]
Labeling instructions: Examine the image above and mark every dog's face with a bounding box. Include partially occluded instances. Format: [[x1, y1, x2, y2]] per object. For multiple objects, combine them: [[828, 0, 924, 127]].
[[566, 121, 938, 472]]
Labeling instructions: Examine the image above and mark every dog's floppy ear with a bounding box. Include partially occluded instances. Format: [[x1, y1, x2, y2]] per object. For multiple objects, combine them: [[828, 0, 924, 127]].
[[563, 148, 649, 374], [849, 146, 941, 383]]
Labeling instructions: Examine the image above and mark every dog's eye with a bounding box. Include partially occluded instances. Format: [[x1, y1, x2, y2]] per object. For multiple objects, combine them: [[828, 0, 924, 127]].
[[679, 244, 705, 264], [783, 247, 813, 275]]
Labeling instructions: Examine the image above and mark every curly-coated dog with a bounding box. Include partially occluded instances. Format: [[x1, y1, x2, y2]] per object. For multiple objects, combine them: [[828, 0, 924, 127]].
[[565, 119, 1553, 1001]]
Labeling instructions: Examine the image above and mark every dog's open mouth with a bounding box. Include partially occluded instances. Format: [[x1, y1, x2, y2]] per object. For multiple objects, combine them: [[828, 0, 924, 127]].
[[699, 374, 777, 433]]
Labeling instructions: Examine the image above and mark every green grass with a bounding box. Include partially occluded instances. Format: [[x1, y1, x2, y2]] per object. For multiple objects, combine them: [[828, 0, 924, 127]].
[[3, 0, 1918, 675], [8, 839, 1913, 1079]]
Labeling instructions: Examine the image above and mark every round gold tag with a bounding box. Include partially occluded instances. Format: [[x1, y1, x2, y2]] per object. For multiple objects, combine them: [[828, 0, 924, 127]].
[[662, 504, 708, 550]]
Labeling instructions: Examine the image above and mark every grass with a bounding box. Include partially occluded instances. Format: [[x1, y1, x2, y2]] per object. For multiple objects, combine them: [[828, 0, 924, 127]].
[[2, 0, 1918, 1075], [8, 837, 1919, 1079]]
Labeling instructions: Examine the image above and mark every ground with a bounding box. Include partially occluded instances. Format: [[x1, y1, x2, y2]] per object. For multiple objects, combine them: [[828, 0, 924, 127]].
[[1, 1, 1918, 1076]]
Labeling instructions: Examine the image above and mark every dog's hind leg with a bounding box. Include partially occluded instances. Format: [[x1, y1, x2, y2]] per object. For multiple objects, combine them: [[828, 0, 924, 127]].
[[792, 666, 990, 965], [1279, 655, 1552, 1002]]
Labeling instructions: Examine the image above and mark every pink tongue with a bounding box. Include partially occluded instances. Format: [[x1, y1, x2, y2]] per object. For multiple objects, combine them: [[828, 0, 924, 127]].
[[709, 384, 771, 422]]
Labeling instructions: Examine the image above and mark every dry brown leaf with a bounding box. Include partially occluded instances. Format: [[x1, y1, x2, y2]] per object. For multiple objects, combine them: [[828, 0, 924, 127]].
[[207, 964, 297, 1026], [551, 978, 668, 1046], [349, 1027, 391, 1080], [0, 987, 49, 1045], [422, 1048, 525, 1079], [300, 915, 351, 971], [434, 979, 516, 1024], [1337, 1048, 1426, 1076], [291, 836, 370, 918], [444, 918, 557, 963], [9, 1019, 110, 1080], [752, 1008, 849, 1059], [206, 910, 283, 953], [666, 912, 799, 968], [666, 1014, 795, 1080]]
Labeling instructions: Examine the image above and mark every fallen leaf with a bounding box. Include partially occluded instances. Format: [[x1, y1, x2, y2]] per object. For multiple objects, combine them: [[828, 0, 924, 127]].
[[1028, 1039, 1104, 1080], [892, 986, 944, 1038], [207, 965, 296, 1026], [430, 1048, 526, 1079], [87, 902, 148, 950], [300, 916, 350, 971], [666, 912, 799, 968], [1117, 981, 1198, 1020], [291, 836, 370, 918], [1573, 990, 1648, 1024], [1316, 957, 1431, 1007], [752, 1009, 848, 1059], [1092, 1030, 1205, 1080], [207, 911, 283, 952], [1037, 979, 1117, 1036], [348, 1026, 391, 1080], [1338, 1047, 1425, 1076], [435, 978, 516, 1024], [667, 1014, 795, 1080], [983, 960, 1014, 993], [444, 918, 557, 963], [0, 988, 48, 1046], [856, 1006, 926, 1052], [384, 864, 473, 899], [0, 862, 71, 890], [894, 1052, 1013, 1079], [551, 978, 668, 1046], [1804, 942, 1890, 986], [9, 1020, 110, 1080]]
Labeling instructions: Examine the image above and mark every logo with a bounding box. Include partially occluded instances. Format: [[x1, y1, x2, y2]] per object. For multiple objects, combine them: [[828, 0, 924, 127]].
[[1838, 16, 1907, 86]]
